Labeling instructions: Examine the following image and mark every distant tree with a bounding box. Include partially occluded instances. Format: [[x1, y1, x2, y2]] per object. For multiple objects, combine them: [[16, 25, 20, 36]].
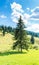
[[1, 25, 5, 36], [0, 26, 2, 31], [7, 26, 12, 33], [4, 26, 7, 32], [30, 35, 34, 44], [0, 25, 14, 35], [13, 16, 29, 52], [11, 28, 15, 35]]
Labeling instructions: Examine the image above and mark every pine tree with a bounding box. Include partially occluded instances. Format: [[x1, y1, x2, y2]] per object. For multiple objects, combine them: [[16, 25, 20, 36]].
[[30, 35, 34, 44], [13, 16, 28, 52], [1, 26, 5, 36]]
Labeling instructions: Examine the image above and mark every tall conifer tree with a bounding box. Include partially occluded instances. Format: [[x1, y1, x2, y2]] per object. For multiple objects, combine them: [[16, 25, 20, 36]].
[[13, 16, 28, 52]]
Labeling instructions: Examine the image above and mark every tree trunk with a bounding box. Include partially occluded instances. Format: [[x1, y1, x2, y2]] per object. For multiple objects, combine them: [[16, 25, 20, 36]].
[[21, 45, 22, 52]]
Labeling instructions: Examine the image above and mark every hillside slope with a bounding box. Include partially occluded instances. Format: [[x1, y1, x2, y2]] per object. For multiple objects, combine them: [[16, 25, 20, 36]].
[[0, 32, 13, 52]]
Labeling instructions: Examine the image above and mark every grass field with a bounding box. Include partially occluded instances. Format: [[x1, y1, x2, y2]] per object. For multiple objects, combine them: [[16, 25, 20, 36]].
[[0, 50, 39, 65], [0, 32, 13, 52], [0, 32, 39, 65]]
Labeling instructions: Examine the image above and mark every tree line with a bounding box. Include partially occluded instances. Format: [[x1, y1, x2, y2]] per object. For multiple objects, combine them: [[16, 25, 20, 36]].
[[0, 25, 14, 36]]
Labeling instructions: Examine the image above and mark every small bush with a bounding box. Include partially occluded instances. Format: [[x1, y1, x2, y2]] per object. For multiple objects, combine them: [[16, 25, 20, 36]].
[[33, 45, 38, 50]]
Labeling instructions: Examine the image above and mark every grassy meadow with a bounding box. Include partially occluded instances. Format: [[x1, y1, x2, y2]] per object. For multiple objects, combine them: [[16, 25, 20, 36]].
[[0, 32, 39, 65]]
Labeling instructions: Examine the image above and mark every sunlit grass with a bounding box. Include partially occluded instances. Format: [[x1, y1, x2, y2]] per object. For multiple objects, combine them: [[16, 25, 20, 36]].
[[0, 33, 13, 52], [0, 50, 39, 65], [0, 32, 39, 65]]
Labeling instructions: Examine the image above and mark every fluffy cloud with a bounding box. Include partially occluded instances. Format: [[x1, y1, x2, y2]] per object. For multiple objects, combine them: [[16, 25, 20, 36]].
[[11, 2, 30, 25], [11, 2, 24, 13], [0, 15, 7, 19], [26, 8, 30, 12], [31, 7, 39, 13], [27, 24, 39, 33], [30, 7, 39, 20], [10, 2, 39, 33], [11, 2, 39, 23]]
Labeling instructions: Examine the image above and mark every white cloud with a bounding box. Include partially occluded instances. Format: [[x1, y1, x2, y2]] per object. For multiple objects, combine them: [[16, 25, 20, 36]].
[[0, 15, 7, 19], [31, 6, 39, 13], [11, 2, 30, 25], [11, 2, 24, 13], [27, 8, 30, 11], [10, 2, 39, 33], [23, 13, 30, 19], [26, 24, 39, 33], [30, 6, 39, 20], [11, 2, 22, 9]]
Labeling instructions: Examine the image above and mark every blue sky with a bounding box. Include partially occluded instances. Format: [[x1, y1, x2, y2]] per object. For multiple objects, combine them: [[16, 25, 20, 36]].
[[0, 0, 39, 32]]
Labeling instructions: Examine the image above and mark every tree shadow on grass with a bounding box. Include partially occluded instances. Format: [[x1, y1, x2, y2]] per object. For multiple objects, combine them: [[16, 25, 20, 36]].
[[0, 51, 27, 56]]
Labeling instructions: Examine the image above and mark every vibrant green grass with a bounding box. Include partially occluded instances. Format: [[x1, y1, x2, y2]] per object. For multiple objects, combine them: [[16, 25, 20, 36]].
[[0, 50, 39, 65], [0, 32, 39, 65]]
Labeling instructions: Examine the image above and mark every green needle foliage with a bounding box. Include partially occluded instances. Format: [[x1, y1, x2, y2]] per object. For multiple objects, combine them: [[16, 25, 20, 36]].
[[13, 16, 29, 52], [30, 35, 34, 44], [2, 26, 5, 36]]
